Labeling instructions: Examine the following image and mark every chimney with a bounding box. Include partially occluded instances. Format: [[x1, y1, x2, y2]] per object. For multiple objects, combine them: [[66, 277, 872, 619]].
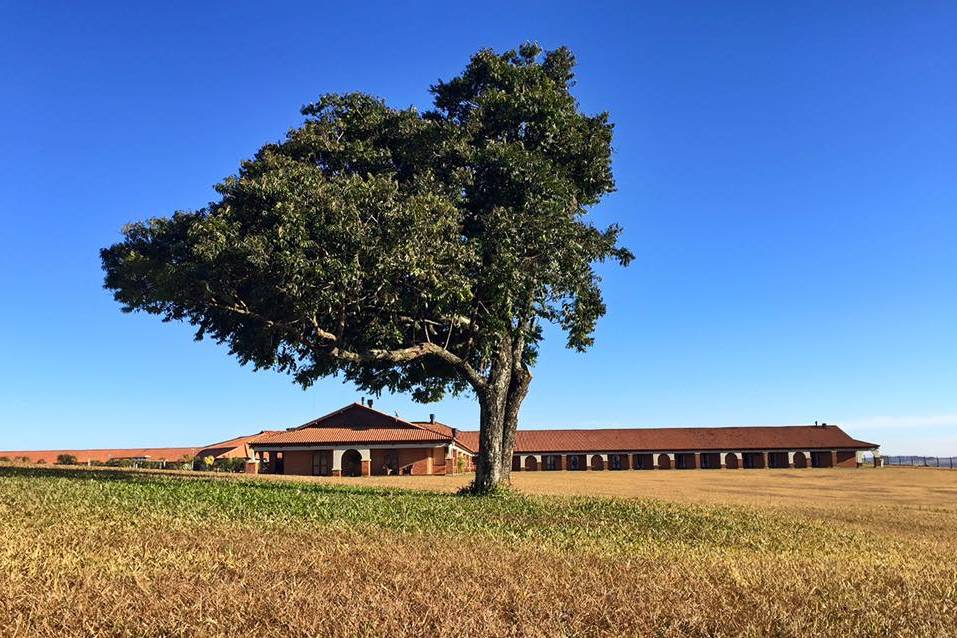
[[367, 399, 373, 408], [360, 397, 365, 406], [429, 413, 435, 424], [451, 427, 457, 440]]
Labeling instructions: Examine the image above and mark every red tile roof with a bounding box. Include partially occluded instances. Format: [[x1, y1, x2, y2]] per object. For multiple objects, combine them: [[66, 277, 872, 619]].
[[0, 432, 281, 465], [195, 431, 280, 459], [456, 425, 876, 454], [253, 403, 455, 447], [253, 427, 449, 446], [0, 447, 200, 464], [410, 420, 456, 438]]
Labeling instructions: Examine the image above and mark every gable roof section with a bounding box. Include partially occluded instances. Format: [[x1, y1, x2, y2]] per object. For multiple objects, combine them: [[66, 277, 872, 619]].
[[410, 419, 455, 438], [289, 402, 427, 431], [252, 403, 453, 447], [195, 431, 280, 459], [456, 425, 876, 454]]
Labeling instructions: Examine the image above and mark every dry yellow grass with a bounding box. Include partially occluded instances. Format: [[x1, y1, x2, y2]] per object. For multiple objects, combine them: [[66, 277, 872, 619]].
[[0, 465, 954, 637], [274, 466, 957, 540], [308, 465, 957, 508]]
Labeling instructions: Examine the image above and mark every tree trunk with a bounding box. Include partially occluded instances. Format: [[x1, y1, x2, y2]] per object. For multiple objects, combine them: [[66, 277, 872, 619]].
[[472, 393, 506, 494], [471, 350, 531, 494], [497, 368, 531, 484]]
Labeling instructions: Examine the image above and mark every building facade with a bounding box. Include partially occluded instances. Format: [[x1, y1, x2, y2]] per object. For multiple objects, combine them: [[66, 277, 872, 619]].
[[248, 403, 475, 477], [246, 402, 879, 476], [1, 402, 878, 474]]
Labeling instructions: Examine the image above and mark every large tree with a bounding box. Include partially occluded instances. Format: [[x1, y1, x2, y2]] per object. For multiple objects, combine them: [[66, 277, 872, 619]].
[[101, 43, 632, 494]]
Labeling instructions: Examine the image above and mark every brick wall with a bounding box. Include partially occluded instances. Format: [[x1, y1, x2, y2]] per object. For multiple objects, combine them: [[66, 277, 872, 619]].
[[283, 451, 313, 476], [370, 448, 435, 475], [836, 450, 857, 468]]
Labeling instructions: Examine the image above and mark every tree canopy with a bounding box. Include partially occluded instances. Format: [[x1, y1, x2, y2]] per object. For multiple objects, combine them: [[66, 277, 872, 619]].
[[101, 43, 632, 492]]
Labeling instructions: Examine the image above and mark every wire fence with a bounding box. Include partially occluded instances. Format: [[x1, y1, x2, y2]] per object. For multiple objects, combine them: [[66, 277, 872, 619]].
[[882, 456, 957, 469]]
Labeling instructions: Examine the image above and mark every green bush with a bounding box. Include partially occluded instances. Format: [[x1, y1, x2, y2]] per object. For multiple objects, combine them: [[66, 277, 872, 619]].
[[56, 454, 78, 465], [214, 457, 247, 473]]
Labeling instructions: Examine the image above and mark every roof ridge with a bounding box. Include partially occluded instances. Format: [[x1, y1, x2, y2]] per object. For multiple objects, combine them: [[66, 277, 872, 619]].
[[463, 424, 841, 433], [200, 430, 277, 449], [289, 402, 439, 435], [409, 419, 454, 438]]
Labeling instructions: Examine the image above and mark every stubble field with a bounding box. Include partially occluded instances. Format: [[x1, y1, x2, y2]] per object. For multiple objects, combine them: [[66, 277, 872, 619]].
[[0, 464, 954, 637]]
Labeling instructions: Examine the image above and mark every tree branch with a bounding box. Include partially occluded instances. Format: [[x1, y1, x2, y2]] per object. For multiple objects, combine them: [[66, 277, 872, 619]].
[[326, 341, 487, 391], [207, 299, 299, 330]]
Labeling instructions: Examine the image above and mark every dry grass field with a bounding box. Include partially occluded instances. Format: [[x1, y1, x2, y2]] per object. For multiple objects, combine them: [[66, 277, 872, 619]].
[[0, 464, 954, 637]]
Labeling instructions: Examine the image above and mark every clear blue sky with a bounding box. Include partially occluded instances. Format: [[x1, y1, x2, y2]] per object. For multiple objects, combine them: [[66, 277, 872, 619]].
[[1, 1, 955, 455]]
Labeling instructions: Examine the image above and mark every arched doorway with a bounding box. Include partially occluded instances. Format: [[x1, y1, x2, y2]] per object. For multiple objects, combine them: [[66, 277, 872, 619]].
[[724, 453, 739, 470], [793, 452, 807, 469], [341, 449, 362, 477], [590, 455, 605, 471], [657, 453, 671, 469], [524, 456, 538, 471]]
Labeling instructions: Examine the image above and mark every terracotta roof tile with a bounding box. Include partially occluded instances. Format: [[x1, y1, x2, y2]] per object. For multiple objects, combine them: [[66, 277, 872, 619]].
[[456, 425, 876, 454], [253, 427, 449, 446], [410, 420, 456, 438], [251, 402, 455, 447], [195, 431, 281, 459]]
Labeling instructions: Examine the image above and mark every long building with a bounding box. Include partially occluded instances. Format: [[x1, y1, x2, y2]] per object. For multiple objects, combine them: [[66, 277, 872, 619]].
[[247, 402, 879, 476], [1, 401, 879, 475]]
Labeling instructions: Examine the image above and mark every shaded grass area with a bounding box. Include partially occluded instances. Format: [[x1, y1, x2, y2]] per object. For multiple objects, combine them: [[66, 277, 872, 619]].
[[0, 465, 955, 637]]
